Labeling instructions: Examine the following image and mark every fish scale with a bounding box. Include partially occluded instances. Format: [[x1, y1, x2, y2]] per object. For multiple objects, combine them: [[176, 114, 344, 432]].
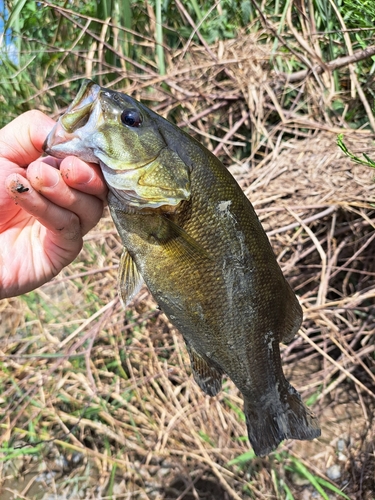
[[44, 79, 321, 456]]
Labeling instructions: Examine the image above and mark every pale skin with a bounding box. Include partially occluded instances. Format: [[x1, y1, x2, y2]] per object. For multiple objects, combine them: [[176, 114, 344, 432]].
[[0, 110, 108, 299]]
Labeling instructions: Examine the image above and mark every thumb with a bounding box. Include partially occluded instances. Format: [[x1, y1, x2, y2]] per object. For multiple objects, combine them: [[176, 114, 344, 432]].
[[0, 111, 55, 167]]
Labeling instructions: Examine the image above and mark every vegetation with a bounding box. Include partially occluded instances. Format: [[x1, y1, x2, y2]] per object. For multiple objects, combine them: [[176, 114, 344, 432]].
[[1, 0, 375, 498], [338, 134, 375, 168]]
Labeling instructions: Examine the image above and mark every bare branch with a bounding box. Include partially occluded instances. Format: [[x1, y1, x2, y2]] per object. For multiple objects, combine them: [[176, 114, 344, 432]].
[[280, 45, 375, 83]]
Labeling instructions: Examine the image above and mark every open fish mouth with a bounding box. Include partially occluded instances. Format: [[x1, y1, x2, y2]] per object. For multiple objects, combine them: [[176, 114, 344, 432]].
[[43, 80, 101, 161], [44, 79, 154, 169], [56, 79, 101, 134]]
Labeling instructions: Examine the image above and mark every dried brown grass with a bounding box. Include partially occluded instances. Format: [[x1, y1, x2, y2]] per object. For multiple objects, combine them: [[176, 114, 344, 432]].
[[1, 31, 375, 500]]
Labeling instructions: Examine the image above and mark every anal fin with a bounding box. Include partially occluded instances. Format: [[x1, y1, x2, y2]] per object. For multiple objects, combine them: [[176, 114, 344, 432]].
[[185, 344, 223, 397], [118, 248, 144, 308]]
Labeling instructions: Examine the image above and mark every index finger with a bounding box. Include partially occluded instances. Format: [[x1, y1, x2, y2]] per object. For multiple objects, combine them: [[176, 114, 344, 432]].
[[0, 110, 55, 167]]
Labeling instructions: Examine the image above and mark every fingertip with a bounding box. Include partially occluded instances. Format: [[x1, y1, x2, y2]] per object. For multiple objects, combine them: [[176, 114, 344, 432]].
[[38, 156, 61, 169], [60, 156, 94, 184], [60, 156, 108, 200], [0, 111, 56, 165], [27, 159, 61, 190], [5, 173, 32, 199]]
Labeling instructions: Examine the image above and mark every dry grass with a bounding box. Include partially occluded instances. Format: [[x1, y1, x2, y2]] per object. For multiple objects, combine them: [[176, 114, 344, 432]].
[[1, 28, 375, 500]]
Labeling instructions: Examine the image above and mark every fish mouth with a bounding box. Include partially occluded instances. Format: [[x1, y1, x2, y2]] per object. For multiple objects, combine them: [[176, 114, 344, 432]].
[[43, 80, 154, 168], [43, 80, 103, 161], [60, 79, 101, 134]]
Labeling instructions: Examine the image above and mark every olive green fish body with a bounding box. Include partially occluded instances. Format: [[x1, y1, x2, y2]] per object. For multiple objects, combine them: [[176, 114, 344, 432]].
[[44, 80, 320, 456]]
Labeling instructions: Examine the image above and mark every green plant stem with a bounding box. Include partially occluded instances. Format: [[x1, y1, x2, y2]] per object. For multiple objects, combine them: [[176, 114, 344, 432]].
[[155, 0, 165, 76]]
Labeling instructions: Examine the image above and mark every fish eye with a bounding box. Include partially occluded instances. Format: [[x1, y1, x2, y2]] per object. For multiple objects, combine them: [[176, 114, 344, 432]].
[[121, 109, 143, 127]]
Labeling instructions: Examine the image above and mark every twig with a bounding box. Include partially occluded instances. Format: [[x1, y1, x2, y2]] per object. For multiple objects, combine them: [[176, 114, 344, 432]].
[[178, 0, 221, 61], [249, 0, 315, 72], [267, 205, 337, 236], [328, 0, 375, 131], [175, 0, 217, 61], [299, 329, 375, 400], [213, 112, 250, 155], [58, 298, 119, 348], [48, 264, 119, 284], [287, 209, 328, 306], [177, 101, 228, 128], [280, 45, 375, 83]]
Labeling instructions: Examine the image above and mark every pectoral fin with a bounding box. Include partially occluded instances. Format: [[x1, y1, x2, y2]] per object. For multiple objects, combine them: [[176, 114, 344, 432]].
[[185, 344, 223, 397], [118, 248, 144, 308], [153, 215, 211, 264]]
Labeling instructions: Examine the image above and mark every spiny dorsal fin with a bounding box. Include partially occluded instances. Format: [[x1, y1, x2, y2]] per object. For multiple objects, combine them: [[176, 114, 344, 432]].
[[118, 248, 144, 308], [185, 343, 223, 397]]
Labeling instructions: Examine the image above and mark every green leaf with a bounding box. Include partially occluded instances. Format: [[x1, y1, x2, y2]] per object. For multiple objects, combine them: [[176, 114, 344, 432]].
[[291, 459, 329, 499], [316, 477, 351, 499], [337, 134, 375, 168], [290, 458, 351, 499], [224, 399, 246, 422], [0, 445, 42, 461], [4, 0, 28, 31], [280, 479, 295, 500], [227, 450, 256, 466]]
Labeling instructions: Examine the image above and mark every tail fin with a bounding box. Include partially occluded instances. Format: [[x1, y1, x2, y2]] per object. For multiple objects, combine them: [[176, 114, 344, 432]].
[[244, 383, 320, 457]]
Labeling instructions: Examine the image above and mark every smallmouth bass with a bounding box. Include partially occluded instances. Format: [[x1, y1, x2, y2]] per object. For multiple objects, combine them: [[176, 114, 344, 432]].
[[44, 80, 320, 456]]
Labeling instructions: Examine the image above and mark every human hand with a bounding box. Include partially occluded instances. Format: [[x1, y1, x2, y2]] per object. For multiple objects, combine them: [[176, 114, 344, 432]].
[[0, 110, 108, 299]]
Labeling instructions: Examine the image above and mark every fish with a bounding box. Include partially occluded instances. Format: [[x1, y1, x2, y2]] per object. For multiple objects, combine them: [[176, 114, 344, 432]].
[[44, 79, 321, 456]]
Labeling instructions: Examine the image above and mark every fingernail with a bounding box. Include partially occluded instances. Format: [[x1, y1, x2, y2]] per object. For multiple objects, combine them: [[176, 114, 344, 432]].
[[7, 174, 30, 194], [77, 169, 94, 185], [42, 167, 60, 188], [64, 157, 94, 185]]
